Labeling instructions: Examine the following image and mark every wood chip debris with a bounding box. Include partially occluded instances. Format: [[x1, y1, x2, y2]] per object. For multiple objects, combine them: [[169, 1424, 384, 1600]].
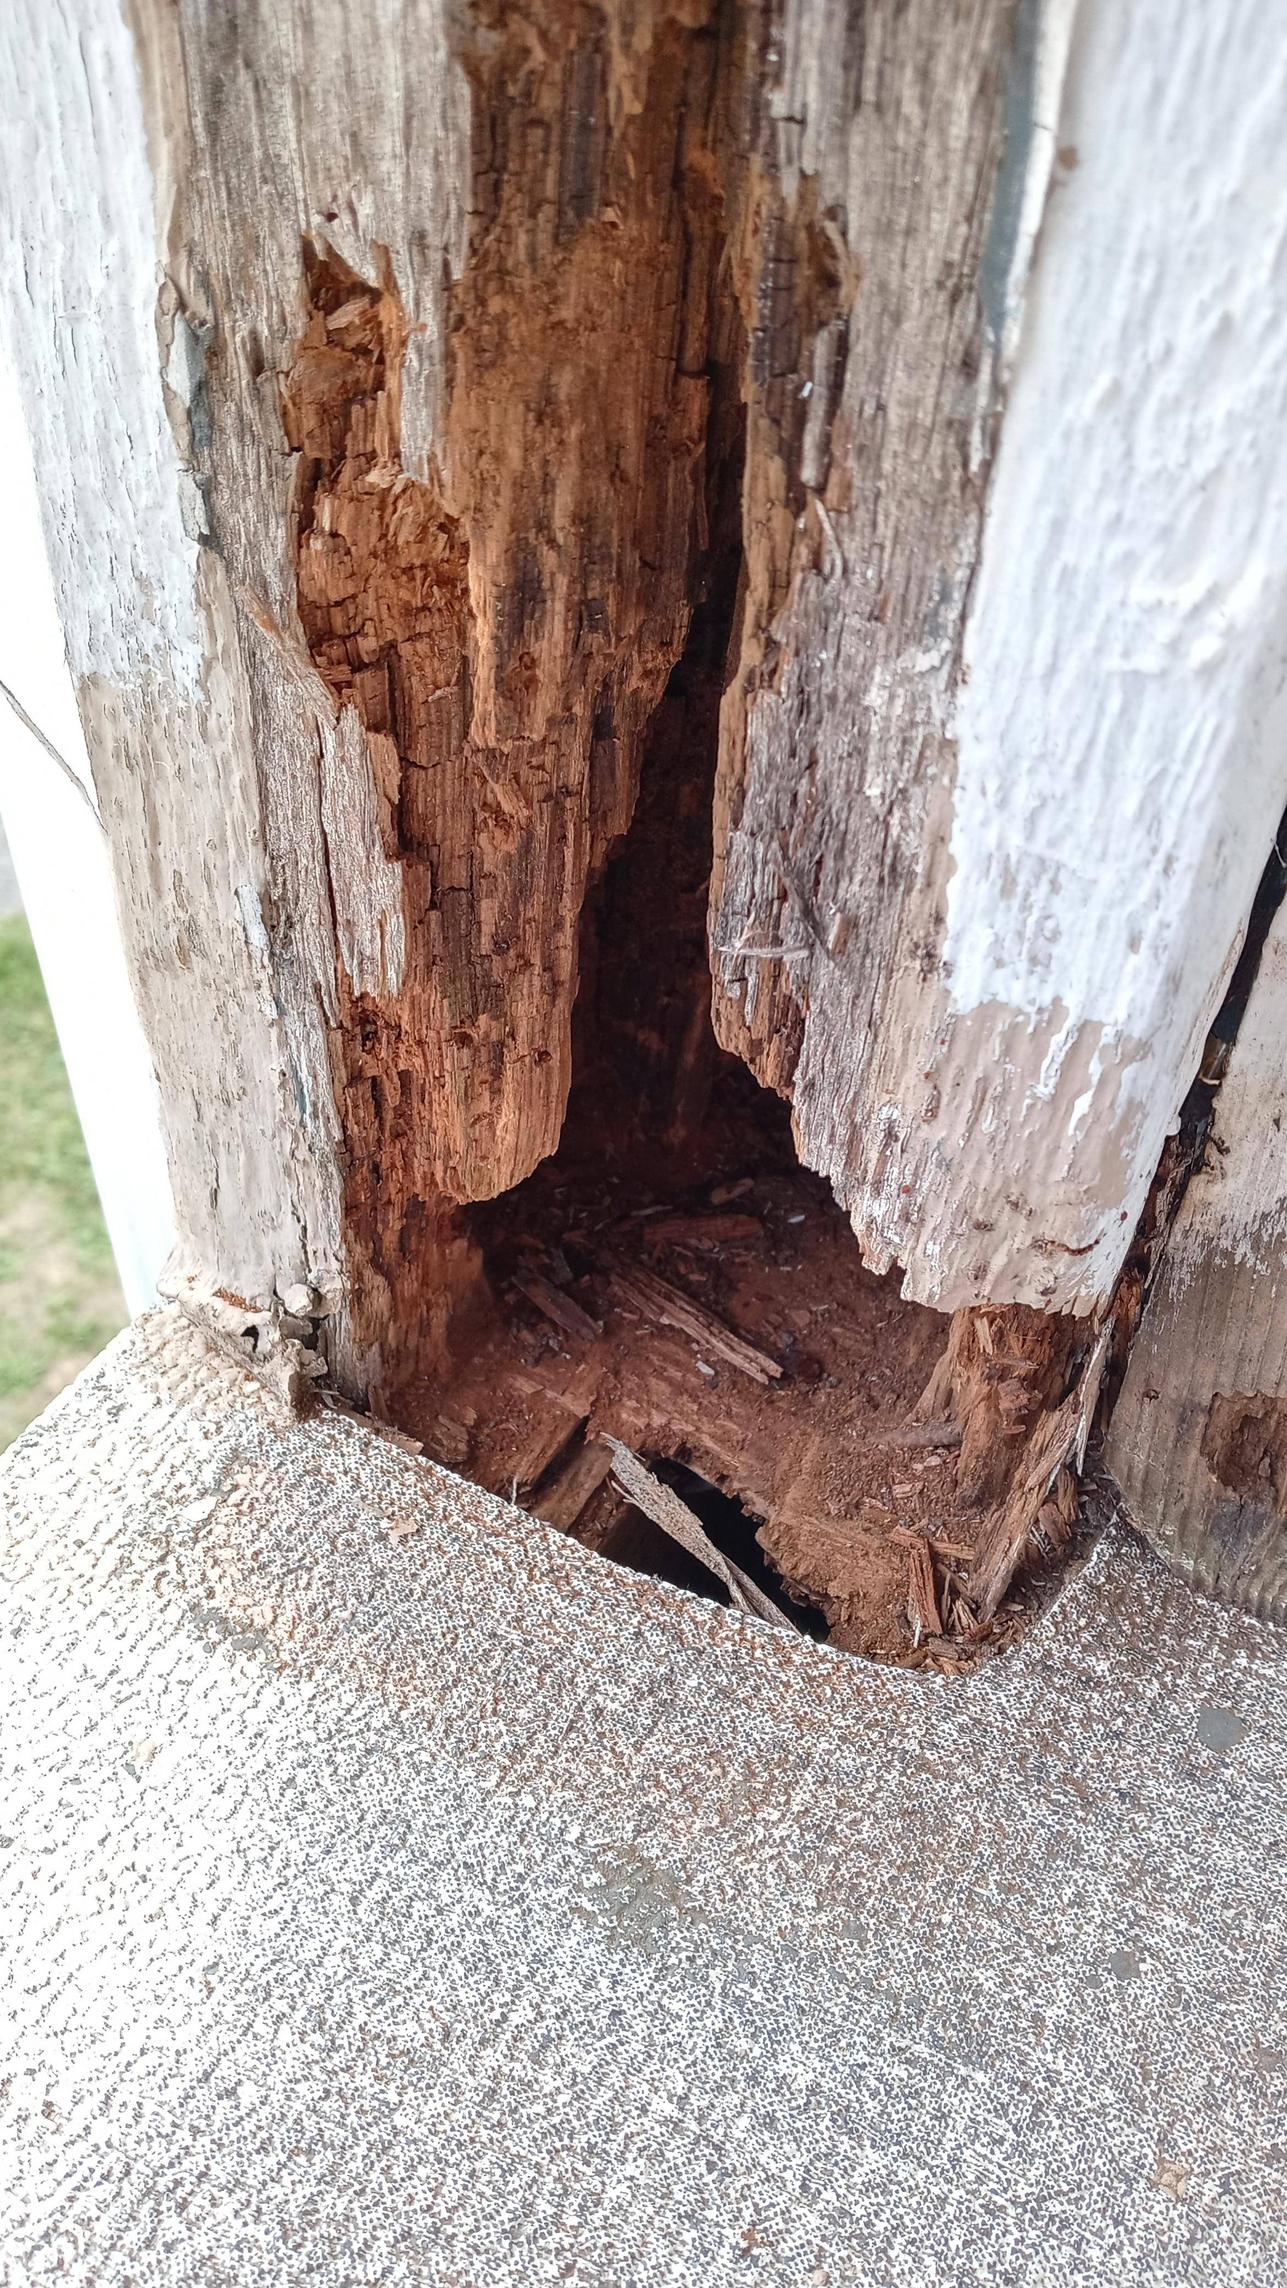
[[889, 1527, 976, 1562], [903, 1535, 941, 1642], [872, 1420, 963, 1451], [606, 1263, 782, 1385], [640, 1212, 763, 1252], [605, 1440, 796, 1631], [532, 1436, 615, 1531], [512, 1271, 602, 1344], [968, 1326, 1108, 1619]]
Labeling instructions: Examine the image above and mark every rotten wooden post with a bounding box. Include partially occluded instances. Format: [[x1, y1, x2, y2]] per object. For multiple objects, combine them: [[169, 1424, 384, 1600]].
[[3, 0, 1286, 1641]]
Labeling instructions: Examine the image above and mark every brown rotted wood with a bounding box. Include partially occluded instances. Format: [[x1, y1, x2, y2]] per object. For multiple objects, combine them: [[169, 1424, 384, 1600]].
[[5, 0, 1052, 1455]]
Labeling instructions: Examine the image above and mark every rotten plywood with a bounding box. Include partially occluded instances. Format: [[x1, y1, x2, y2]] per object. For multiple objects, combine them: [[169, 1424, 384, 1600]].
[[1108, 898, 1287, 1622], [401, 1089, 1102, 1667]]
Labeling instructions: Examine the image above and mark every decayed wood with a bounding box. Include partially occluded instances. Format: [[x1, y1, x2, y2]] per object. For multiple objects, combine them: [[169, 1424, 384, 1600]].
[[2, 0, 1082, 1400], [605, 1439, 795, 1629], [271, 27, 730, 1213], [0, 0, 349, 1349], [3, 0, 743, 1399], [909, 1302, 1103, 1619], [6, 0, 1080, 1412], [402, 1148, 959, 1659], [171, 0, 738, 1394], [409, 1135, 1112, 1660], [511, 1273, 602, 1347], [1108, 900, 1287, 1622], [607, 1263, 784, 1386], [12, 0, 1286, 1648], [710, 0, 1287, 1320], [530, 1433, 614, 1532], [902, 1535, 941, 1643]]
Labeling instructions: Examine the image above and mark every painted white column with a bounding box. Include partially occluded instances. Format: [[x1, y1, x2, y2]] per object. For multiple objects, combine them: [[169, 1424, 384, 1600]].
[[0, 349, 173, 1314], [936, 0, 1287, 1308]]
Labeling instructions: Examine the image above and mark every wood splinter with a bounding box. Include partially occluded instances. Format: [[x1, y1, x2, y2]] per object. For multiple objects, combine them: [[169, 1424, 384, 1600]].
[[605, 1440, 795, 1632], [903, 1536, 941, 1643], [607, 1264, 783, 1386], [512, 1273, 602, 1346]]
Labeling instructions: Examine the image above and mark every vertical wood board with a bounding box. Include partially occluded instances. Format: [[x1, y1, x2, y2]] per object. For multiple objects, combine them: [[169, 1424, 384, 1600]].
[[0, 0, 349, 1346], [711, 0, 1287, 1317], [7, 0, 1286, 1454], [1108, 896, 1287, 1620]]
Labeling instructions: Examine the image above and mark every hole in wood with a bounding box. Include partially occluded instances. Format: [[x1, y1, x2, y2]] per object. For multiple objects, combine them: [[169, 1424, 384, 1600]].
[[280, 224, 1094, 1671], [379, 446, 1088, 1671], [606, 1456, 830, 1640]]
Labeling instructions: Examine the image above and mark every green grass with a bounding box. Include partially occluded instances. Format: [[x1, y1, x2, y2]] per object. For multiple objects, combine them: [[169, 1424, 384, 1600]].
[[0, 912, 125, 1448]]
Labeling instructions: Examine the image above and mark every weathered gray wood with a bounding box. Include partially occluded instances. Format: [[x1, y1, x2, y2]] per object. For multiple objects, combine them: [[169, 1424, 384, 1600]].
[[1, 0, 378, 1381], [1108, 899, 1287, 1621], [10, 0, 1285, 1526], [712, 0, 1029, 1264], [4, 0, 1047, 1411], [711, 0, 1287, 1320], [3, 0, 729, 1397]]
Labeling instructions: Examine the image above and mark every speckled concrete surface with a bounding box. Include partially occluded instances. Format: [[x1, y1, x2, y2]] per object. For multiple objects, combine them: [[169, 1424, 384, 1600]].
[[2, 1310, 1284, 2287]]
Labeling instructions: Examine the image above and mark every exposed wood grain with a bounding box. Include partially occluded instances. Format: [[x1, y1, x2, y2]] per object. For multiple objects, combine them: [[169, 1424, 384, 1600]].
[[711, 0, 1287, 1319], [903, 1537, 941, 1642], [272, 20, 730, 1188], [168, 0, 741, 1391], [910, 1299, 1100, 1619], [710, 0, 1034, 1269], [0, 0, 350, 1344], [2, 0, 736, 1397], [1108, 902, 1287, 1622]]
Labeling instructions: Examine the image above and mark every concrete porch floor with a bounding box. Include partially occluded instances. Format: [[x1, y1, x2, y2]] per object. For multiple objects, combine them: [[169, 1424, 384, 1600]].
[[2, 1310, 1284, 2287]]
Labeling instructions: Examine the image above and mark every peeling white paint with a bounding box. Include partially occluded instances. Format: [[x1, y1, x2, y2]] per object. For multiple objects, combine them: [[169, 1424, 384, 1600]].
[[947, 0, 1287, 1189], [0, 0, 353, 1322]]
